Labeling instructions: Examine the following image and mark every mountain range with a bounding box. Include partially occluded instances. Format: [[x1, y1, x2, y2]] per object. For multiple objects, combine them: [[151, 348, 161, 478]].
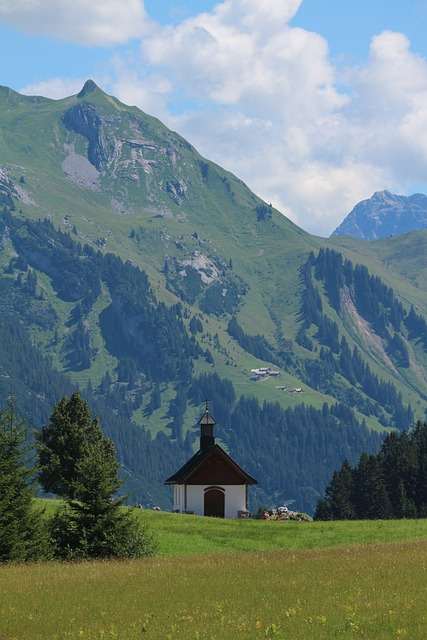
[[1, 80, 427, 513], [333, 190, 427, 240]]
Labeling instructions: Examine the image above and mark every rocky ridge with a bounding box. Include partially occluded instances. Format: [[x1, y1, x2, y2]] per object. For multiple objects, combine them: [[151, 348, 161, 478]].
[[333, 190, 427, 240]]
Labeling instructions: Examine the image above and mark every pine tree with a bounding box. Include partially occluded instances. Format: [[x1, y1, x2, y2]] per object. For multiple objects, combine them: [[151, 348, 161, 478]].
[[50, 441, 156, 559], [352, 454, 392, 519], [396, 480, 417, 519], [37, 392, 104, 498], [0, 402, 50, 562], [316, 461, 355, 520], [39, 393, 157, 559], [314, 498, 332, 520]]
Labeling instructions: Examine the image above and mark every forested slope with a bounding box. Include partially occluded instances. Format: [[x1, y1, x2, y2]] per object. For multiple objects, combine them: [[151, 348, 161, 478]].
[[1, 81, 427, 511]]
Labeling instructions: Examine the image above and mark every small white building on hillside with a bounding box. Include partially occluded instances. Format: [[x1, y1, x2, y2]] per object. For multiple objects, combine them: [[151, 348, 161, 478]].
[[165, 405, 257, 519]]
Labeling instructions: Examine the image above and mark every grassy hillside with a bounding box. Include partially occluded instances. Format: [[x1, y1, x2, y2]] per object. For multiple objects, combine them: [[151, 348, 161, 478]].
[[330, 232, 427, 315], [2, 81, 427, 510], [331, 229, 427, 306], [40, 499, 427, 556], [0, 81, 327, 424]]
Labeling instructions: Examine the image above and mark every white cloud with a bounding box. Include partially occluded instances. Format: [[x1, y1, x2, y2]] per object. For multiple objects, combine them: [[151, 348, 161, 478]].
[[107, 57, 173, 119], [0, 0, 150, 46], [21, 77, 86, 100], [136, 0, 372, 234], [136, 12, 427, 235], [12, 1, 427, 235]]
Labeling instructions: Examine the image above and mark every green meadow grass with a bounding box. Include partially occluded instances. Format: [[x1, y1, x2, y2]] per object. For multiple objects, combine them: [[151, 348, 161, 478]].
[[139, 510, 427, 556], [38, 500, 427, 556], [4, 506, 427, 638], [2, 541, 427, 639]]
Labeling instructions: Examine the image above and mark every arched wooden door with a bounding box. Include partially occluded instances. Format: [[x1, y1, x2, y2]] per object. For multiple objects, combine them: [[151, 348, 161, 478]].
[[204, 487, 225, 518]]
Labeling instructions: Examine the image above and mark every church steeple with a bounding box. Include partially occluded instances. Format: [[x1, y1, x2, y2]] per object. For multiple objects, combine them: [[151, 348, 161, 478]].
[[200, 401, 215, 450]]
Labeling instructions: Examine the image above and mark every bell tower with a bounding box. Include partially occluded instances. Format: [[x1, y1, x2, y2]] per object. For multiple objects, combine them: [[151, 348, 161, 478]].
[[200, 401, 216, 450]]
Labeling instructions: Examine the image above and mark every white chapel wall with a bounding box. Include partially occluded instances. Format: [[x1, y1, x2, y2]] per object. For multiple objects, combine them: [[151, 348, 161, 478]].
[[184, 485, 246, 519]]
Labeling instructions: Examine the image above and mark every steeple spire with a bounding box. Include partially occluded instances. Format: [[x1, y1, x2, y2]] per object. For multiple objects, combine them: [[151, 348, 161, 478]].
[[200, 400, 215, 450]]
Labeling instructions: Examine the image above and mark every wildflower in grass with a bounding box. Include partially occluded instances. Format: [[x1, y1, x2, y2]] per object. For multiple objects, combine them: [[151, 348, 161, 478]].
[[264, 623, 281, 637]]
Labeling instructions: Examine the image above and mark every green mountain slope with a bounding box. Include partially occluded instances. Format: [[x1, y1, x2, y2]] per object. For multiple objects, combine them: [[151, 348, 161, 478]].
[[1, 80, 427, 511]]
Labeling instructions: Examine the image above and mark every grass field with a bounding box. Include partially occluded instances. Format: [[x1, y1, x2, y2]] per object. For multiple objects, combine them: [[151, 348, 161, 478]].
[[3, 508, 427, 638], [39, 500, 427, 556], [139, 510, 427, 556], [2, 540, 427, 639]]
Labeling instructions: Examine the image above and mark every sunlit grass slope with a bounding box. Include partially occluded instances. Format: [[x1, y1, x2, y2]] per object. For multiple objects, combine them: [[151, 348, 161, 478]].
[[140, 510, 427, 556], [39, 500, 427, 556], [2, 540, 427, 639]]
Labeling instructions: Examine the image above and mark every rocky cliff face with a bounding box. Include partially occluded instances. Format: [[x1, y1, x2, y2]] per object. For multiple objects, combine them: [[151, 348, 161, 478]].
[[333, 191, 427, 240], [63, 103, 110, 171], [0, 167, 17, 208]]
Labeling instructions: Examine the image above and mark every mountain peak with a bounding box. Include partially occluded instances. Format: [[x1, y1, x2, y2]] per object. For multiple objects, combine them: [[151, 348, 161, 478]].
[[77, 79, 102, 98], [333, 190, 427, 240], [372, 189, 392, 198], [371, 189, 397, 202]]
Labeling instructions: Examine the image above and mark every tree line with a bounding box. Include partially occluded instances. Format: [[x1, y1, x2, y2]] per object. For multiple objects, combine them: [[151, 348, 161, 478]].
[[0, 394, 156, 563], [297, 251, 414, 430], [188, 373, 383, 514], [316, 421, 427, 520], [5, 213, 200, 383]]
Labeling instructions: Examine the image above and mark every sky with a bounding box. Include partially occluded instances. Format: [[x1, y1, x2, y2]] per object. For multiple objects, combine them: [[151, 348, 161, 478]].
[[1, 0, 427, 236]]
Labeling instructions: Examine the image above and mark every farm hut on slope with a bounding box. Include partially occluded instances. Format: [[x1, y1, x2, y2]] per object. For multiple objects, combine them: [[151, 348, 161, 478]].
[[165, 404, 257, 519]]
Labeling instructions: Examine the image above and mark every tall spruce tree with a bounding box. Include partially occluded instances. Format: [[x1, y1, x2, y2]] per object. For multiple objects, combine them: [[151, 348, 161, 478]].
[[39, 393, 156, 559], [314, 460, 355, 520], [37, 392, 106, 498], [0, 402, 50, 562], [316, 422, 427, 521]]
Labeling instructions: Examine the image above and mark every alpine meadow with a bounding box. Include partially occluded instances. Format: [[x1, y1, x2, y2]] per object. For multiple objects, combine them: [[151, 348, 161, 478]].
[[1, 80, 427, 512], [3, 0, 427, 637]]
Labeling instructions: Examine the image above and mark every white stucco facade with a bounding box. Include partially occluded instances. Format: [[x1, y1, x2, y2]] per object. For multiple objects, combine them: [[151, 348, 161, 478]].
[[173, 484, 247, 519]]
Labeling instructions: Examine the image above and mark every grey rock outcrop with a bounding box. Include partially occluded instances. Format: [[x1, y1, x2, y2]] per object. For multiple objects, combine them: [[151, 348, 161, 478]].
[[62, 103, 109, 171], [333, 191, 427, 240], [0, 167, 17, 208], [166, 179, 188, 205]]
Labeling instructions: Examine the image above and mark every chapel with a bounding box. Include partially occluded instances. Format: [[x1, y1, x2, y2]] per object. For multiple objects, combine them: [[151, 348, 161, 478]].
[[165, 404, 257, 518]]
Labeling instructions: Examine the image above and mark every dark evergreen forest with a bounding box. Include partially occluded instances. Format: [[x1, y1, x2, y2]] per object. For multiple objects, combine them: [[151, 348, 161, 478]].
[[297, 250, 415, 430], [316, 422, 427, 520], [1, 213, 424, 512]]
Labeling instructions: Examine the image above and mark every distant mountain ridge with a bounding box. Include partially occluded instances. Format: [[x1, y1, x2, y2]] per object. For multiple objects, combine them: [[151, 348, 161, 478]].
[[2, 80, 427, 513], [333, 190, 427, 240]]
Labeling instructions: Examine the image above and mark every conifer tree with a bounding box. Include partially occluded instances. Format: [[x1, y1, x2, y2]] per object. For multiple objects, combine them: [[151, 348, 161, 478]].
[[315, 424, 427, 521], [351, 454, 392, 519], [39, 393, 157, 559], [314, 460, 355, 520], [37, 392, 104, 498], [0, 402, 50, 562]]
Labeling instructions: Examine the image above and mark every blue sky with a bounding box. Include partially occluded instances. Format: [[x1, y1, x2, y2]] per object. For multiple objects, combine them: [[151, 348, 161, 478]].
[[1, 0, 427, 235], [2, 1, 427, 91]]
